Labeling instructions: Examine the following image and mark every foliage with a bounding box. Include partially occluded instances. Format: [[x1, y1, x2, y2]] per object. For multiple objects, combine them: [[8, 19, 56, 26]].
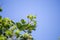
[[0, 8, 2, 12], [0, 13, 37, 40]]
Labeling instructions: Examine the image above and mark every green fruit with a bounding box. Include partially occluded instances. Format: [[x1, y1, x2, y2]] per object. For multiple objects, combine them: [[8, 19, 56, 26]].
[[15, 29, 20, 35], [23, 33, 29, 38], [0, 35, 6, 40], [29, 15, 33, 20], [5, 30, 12, 36], [27, 15, 33, 20], [29, 15, 32, 18], [28, 36, 32, 39]]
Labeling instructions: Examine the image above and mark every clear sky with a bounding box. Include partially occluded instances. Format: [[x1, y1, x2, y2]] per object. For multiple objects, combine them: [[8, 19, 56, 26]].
[[0, 0, 60, 40]]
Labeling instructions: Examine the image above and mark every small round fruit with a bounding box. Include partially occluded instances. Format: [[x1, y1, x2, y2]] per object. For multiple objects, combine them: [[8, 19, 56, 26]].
[[28, 36, 32, 39], [15, 29, 20, 35], [23, 33, 29, 38]]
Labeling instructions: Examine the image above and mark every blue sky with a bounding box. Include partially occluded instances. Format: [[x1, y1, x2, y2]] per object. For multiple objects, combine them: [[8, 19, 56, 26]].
[[0, 0, 60, 40]]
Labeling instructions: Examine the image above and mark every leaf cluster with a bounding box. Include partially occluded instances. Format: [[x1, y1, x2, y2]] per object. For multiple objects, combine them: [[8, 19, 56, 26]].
[[0, 15, 36, 40]]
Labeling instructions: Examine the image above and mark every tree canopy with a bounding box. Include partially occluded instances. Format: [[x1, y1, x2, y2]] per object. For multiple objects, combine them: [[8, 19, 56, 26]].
[[0, 9, 37, 40]]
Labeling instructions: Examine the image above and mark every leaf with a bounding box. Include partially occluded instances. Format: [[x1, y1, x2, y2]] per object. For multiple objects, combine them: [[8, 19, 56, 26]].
[[10, 25, 16, 31], [0, 29, 2, 35], [11, 20, 15, 24], [0, 15, 36, 40], [16, 22, 22, 29], [0, 16, 2, 19], [0, 8, 2, 12], [28, 30, 32, 33], [0, 35, 6, 40], [21, 19, 26, 24], [0, 19, 2, 24], [33, 20, 36, 26], [33, 15, 36, 19]]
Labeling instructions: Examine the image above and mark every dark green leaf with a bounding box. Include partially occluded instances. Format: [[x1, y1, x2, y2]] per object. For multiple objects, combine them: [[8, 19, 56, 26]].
[[21, 19, 26, 24], [0, 8, 2, 12]]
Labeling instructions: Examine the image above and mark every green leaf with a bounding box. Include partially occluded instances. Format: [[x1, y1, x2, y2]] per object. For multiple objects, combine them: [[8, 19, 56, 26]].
[[0, 8, 2, 12], [27, 15, 29, 18], [0, 29, 2, 35], [0, 35, 6, 40], [10, 25, 16, 31], [16, 22, 22, 29], [33, 15, 36, 19], [34, 21, 36, 26], [0, 16, 2, 19], [21, 19, 26, 24], [0, 15, 36, 40], [28, 30, 32, 33]]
